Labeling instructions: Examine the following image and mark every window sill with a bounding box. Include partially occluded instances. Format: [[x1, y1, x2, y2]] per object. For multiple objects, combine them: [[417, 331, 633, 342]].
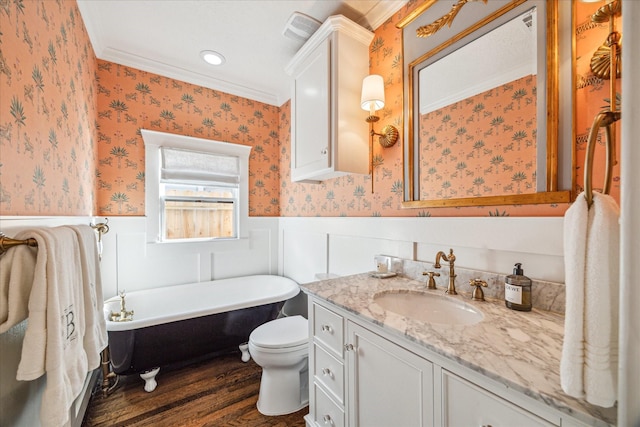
[[146, 236, 250, 252]]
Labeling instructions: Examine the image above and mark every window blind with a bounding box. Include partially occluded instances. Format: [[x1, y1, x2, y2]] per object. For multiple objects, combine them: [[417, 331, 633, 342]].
[[161, 147, 240, 186]]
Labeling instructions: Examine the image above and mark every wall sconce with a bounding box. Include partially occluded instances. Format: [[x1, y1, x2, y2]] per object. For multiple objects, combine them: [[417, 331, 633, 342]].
[[360, 75, 399, 192], [361, 75, 399, 148]]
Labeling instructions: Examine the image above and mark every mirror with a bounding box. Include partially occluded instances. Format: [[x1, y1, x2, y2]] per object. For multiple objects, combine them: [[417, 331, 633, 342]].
[[399, 0, 570, 208]]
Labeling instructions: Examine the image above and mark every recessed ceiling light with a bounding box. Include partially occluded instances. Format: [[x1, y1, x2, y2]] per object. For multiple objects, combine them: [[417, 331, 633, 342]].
[[200, 50, 225, 66]]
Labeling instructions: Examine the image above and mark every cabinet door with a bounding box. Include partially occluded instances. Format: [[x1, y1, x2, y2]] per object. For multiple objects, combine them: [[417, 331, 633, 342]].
[[291, 37, 330, 181], [442, 370, 557, 427], [347, 321, 434, 427]]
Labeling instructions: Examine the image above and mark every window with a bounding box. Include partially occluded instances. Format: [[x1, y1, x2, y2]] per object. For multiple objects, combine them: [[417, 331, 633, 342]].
[[142, 129, 251, 243], [161, 147, 239, 240]]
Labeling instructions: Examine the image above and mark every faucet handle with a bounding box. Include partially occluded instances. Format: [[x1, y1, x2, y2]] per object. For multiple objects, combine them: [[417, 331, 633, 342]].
[[447, 248, 455, 262], [422, 271, 440, 289], [469, 279, 488, 301]]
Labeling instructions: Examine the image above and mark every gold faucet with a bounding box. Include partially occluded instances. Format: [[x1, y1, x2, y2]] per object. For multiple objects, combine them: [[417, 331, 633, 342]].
[[434, 248, 457, 295], [110, 290, 134, 322]]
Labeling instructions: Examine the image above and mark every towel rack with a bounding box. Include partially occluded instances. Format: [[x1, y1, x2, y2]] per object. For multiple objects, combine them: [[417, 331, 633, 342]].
[[584, 110, 620, 208], [0, 232, 38, 255], [0, 219, 110, 256], [583, 0, 622, 208]]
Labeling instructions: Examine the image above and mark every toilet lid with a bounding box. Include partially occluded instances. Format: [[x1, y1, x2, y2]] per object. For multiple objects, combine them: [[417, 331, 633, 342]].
[[250, 315, 308, 349]]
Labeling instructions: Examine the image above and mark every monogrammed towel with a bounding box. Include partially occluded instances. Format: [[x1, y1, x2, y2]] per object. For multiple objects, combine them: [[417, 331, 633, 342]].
[[70, 225, 108, 370], [16, 226, 89, 427]]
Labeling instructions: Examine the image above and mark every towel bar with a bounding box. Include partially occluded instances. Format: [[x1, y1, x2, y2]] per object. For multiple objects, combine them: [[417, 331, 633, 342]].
[[584, 110, 620, 208], [0, 219, 110, 255], [0, 232, 38, 255]]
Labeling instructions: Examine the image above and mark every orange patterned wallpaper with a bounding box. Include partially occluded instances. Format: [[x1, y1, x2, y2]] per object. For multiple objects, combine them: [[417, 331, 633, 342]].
[[418, 75, 537, 200], [0, 0, 98, 216], [0, 0, 622, 218], [95, 61, 280, 216], [574, 0, 621, 203]]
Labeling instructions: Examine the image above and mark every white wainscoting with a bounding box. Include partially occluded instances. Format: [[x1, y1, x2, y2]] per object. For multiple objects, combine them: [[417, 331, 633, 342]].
[[0, 215, 565, 303], [99, 216, 280, 299], [279, 217, 565, 285]]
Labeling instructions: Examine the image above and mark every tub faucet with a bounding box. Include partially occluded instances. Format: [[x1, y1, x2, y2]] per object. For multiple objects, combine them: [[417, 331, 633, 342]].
[[434, 248, 457, 295], [111, 290, 134, 322]]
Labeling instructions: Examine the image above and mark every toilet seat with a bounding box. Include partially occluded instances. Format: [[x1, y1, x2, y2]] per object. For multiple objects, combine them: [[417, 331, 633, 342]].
[[249, 315, 308, 350]]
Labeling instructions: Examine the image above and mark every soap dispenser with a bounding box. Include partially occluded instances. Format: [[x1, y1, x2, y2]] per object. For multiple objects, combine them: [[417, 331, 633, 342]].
[[505, 263, 532, 311]]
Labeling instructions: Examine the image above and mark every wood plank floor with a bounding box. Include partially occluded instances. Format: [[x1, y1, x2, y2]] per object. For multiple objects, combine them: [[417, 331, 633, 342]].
[[82, 352, 308, 427]]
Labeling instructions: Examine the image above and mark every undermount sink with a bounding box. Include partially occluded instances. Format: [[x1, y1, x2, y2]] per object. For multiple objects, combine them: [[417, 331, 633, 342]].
[[373, 290, 483, 326]]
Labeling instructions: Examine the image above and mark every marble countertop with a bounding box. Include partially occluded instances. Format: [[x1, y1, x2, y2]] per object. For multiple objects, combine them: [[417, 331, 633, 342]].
[[301, 273, 616, 427]]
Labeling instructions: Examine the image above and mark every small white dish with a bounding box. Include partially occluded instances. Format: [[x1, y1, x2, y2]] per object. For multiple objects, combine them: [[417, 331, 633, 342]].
[[369, 271, 397, 279]]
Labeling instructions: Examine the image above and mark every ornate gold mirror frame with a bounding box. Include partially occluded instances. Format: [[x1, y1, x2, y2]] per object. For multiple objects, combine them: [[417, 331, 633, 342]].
[[399, 0, 571, 208]]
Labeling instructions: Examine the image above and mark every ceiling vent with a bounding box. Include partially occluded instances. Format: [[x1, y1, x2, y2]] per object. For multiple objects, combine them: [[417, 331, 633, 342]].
[[282, 12, 321, 42]]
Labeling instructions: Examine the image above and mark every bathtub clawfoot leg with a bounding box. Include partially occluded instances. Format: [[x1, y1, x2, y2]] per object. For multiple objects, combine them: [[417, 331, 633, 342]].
[[140, 367, 160, 392], [239, 342, 251, 362]]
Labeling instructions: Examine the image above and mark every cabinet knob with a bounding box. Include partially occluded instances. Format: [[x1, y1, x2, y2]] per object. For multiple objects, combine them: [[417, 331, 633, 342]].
[[322, 367, 333, 378], [321, 324, 333, 334], [344, 343, 355, 352], [321, 147, 328, 155], [323, 414, 334, 425]]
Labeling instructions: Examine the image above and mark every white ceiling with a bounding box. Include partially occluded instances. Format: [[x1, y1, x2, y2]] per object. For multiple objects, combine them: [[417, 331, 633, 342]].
[[77, 0, 407, 106]]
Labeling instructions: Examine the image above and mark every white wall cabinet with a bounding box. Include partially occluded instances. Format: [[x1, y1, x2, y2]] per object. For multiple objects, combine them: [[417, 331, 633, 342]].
[[305, 298, 563, 427], [286, 15, 373, 182]]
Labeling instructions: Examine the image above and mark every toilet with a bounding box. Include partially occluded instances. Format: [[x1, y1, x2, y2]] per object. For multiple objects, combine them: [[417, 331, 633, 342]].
[[248, 315, 309, 416]]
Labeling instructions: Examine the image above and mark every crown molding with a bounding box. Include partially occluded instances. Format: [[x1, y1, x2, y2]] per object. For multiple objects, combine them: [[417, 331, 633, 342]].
[[99, 47, 280, 106], [359, 0, 408, 30]]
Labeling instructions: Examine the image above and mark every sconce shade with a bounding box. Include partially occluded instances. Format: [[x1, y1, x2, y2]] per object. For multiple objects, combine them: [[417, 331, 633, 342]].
[[361, 74, 385, 112]]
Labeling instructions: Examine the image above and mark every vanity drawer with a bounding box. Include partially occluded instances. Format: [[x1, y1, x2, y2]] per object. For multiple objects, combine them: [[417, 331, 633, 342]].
[[312, 303, 344, 358], [313, 343, 344, 404], [312, 383, 345, 427]]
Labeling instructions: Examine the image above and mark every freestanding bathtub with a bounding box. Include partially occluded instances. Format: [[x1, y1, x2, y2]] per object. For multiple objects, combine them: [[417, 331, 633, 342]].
[[103, 275, 299, 391]]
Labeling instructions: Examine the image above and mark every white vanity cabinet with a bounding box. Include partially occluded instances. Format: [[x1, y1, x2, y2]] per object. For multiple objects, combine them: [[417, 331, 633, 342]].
[[285, 15, 372, 183], [305, 297, 567, 427], [307, 299, 434, 427]]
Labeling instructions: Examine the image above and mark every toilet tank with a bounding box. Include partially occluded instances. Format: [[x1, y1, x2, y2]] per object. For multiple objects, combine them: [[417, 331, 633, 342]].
[[281, 291, 308, 318]]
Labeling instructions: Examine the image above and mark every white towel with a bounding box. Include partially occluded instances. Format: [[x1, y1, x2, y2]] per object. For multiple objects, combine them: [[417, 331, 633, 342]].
[[70, 225, 108, 369], [15, 227, 90, 427], [561, 193, 588, 398], [0, 230, 37, 333], [561, 191, 619, 408]]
